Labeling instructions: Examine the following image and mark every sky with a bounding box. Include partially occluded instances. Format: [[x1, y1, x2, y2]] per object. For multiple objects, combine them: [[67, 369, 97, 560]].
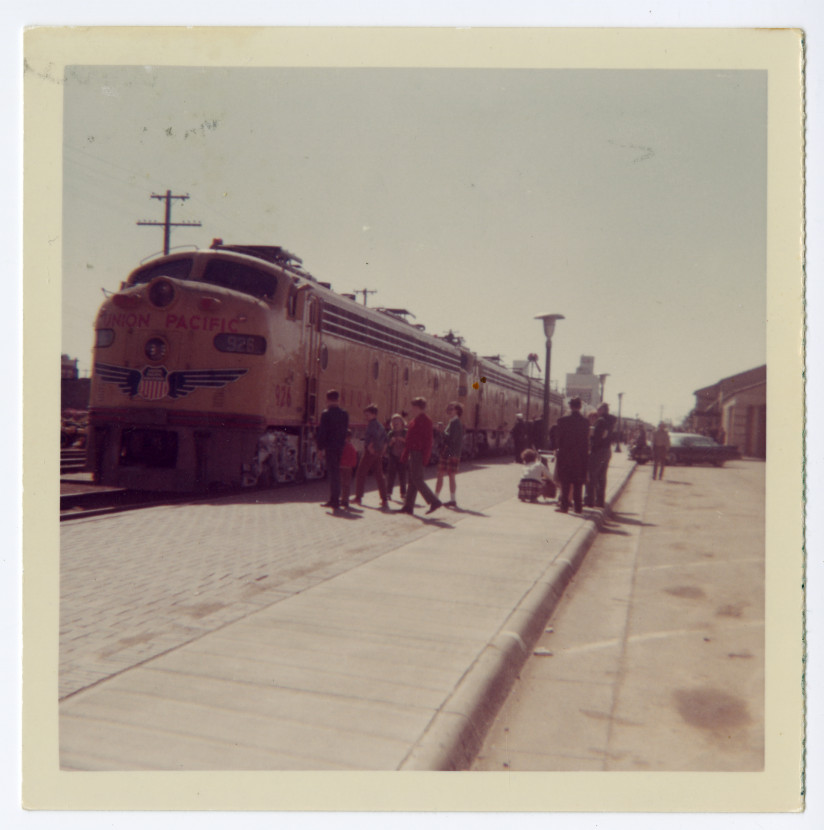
[[62, 65, 767, 426]]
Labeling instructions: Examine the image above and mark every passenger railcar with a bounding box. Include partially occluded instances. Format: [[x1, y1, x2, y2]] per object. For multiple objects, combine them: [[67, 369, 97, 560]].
[[87, 241, 564, 491]]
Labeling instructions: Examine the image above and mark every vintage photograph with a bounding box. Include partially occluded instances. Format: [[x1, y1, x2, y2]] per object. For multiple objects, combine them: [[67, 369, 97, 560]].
[[23, 26, 804, 813]]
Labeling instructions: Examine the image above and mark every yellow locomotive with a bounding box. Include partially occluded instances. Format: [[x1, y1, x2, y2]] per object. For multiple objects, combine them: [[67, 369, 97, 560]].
[[87, 241, 563, 491]]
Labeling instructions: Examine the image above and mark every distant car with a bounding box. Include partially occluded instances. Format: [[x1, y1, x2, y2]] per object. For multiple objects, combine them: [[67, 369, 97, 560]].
[[666, 433, 741, 467], [629, 442, 651, 464]]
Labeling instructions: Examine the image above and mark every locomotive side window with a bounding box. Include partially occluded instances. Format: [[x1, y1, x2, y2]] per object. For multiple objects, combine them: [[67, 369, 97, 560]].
[[287, 285, 299, 318], [403, 367, 410, 385], [320, 345, 329, 370], [308, 298, 322, 330], [129, 258, 194, 285], [373, 360, 379, 380], [202, 260, 278, 301]]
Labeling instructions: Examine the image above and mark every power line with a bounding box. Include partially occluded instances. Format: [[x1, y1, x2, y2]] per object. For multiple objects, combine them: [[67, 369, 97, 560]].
[[137, 191, 202, 255]]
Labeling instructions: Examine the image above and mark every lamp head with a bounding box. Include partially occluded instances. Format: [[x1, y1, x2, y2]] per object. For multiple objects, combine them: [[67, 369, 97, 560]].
[[535, 313, 565, 339]]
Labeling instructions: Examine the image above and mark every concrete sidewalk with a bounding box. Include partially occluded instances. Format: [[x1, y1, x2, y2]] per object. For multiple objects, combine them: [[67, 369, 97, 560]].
[[60, 454, 636, 771]]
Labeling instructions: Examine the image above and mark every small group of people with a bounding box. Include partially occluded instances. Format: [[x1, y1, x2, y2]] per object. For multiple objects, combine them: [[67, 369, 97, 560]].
[[316, 390, 465, 516], [510, 413, 543, 463], [516, 398, 618, 514]]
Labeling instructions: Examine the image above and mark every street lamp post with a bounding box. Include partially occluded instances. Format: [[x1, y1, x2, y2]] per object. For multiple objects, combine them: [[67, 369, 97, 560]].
[[598, 373, 610, 405], [616, 392, 624, 452], [534, 314, 564, 449]]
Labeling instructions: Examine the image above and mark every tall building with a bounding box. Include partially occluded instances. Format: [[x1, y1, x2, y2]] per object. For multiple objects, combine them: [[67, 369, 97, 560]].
[[61, 354, 90, 411], [565, 355, 602, 406], [61, 353, 79, 380]]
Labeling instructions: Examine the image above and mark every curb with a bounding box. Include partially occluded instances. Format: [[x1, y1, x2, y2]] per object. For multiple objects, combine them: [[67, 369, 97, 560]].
[[399, 461, 637, 770]]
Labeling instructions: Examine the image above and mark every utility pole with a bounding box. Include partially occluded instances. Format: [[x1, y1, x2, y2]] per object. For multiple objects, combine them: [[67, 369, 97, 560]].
[[352, 288, 377, 307], [137, 191, 201, 255]]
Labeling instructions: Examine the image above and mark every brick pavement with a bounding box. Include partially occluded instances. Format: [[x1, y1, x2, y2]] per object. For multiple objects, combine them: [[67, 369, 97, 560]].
[[60, 457, 525, 699], [59, 453, 637, 771]]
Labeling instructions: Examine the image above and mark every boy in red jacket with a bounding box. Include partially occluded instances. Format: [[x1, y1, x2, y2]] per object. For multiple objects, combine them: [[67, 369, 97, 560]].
[[397, 397, 442, 515]]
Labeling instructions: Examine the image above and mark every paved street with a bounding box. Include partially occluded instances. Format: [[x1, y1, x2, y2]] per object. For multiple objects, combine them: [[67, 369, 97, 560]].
[[472, 458, 765, 771]]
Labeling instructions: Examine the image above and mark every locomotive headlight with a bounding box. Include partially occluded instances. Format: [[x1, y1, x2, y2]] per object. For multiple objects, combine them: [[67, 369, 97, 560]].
[[95, 329, 115, 348], [148, 279, 176, 308], [144, 337, 168, 362]]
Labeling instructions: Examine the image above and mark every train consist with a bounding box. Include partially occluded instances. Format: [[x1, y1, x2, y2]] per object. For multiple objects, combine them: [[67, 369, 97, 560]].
[[87, 241, 564, 491]]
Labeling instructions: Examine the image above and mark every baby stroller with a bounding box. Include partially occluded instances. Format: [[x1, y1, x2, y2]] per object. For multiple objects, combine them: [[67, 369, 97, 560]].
[[518, 451, 558, 502]]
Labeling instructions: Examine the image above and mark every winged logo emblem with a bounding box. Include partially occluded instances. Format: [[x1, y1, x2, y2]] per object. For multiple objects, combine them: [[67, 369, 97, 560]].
[[94, 363, 247, 401]]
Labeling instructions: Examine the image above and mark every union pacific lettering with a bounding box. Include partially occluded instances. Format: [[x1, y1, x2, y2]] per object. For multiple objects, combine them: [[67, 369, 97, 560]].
[[99, 311, 152, 329], [99, 310, 242, 333], [164, 314, 240, 333]]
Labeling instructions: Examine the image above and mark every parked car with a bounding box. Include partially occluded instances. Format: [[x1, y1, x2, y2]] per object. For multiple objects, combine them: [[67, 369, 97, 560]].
[[666, 433, 741, 467]]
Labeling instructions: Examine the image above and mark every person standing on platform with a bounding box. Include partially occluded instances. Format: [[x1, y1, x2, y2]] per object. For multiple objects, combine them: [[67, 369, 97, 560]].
[[385, 413, 408, 501], [511, 414, 528, 461], [652, 422, 671, 480], [339, 430, 358, 509], [585, 403, 617, 508], [397, 397, 442, 515], [555, 397, 590, 514], [435, 402, 465, 508], [353, 404, 389, 509], [316, 389, 349, 510]]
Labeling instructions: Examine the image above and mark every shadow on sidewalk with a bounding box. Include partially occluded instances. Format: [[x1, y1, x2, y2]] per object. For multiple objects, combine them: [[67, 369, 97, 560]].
[[609, 511, 657, 528], [444, 506, 490, 517]]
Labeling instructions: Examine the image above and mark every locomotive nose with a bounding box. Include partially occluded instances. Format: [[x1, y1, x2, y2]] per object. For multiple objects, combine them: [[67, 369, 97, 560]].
[[148, 278, 176, 308]]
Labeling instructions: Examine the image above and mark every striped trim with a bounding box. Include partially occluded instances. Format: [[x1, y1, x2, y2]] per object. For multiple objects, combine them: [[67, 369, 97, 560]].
[[478, 362, 533, 395], [322, 304, 461, 373]]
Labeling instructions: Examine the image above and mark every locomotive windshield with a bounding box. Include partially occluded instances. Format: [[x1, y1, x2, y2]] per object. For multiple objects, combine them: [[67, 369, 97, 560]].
[[127, 256, 278, 301], [201, 259, 278, 301], [129, 258, 194, 285]]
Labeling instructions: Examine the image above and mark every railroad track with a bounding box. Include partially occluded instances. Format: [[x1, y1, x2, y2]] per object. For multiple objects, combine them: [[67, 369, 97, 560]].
[[59, 488, 186, 521], [61, 447, 88, 475], [59, 479, 257, 521]]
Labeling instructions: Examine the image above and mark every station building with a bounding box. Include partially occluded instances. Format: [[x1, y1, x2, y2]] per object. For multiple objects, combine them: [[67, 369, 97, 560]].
[[691, 364, 766, 458]]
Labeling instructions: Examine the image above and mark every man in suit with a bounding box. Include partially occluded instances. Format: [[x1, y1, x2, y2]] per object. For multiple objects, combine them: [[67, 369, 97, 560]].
[[316, 389, 349, 510], [397, 396, 442, 516], [585, 402, 618, 508], [511, 413, 528, 462], [555, 397, 590, 514]]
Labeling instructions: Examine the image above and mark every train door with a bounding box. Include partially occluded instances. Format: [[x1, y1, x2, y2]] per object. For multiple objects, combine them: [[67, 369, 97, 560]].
[[301, 296, 324, 479]]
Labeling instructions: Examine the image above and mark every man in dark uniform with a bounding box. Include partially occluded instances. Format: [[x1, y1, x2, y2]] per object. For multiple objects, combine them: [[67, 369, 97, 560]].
[[511, 414, 528, 462], [555, 397, 590, 514], [316, 389, 349, 510], [585, 402, 618, 508]]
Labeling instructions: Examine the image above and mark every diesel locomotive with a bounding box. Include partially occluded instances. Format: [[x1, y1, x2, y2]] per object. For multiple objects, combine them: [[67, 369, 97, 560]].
[[87, 240, 563, 491]]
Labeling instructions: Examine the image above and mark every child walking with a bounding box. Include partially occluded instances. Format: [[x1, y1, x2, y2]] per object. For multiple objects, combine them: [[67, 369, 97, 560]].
[[339, 430, 358, 508]]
